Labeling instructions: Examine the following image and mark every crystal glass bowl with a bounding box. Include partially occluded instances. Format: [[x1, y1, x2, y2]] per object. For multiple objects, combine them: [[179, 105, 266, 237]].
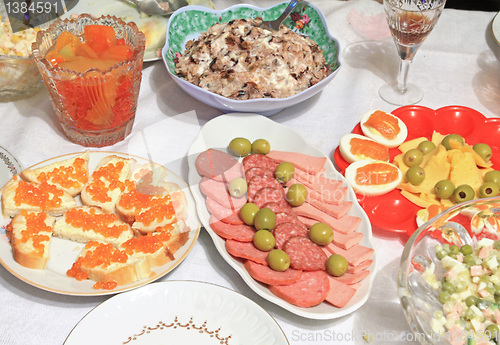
[[0, 54, 44, 102], [398, 196, 500, 345], [161, 1, 341, 116]]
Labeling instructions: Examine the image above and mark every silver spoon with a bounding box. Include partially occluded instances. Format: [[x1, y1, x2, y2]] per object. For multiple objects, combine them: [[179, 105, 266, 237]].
[[122, 0, 188, 16], [259, 0, 301, 31]]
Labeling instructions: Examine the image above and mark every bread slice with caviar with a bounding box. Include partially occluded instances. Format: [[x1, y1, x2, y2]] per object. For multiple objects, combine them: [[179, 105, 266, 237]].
[[120, 234, 175, 267], [2, 176, 77, 218], [80, 155, 136, 214], [20, 151, 90, 197], [116, 181, 188, 235], [150, 219, 190, 255], [7, 210, 56, 270], [67, 241, 152, 287], [53, 206, 134, 247]]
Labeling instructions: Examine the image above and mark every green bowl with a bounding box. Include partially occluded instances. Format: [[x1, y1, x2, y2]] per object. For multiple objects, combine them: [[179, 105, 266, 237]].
[[161, 1, 341, 116]]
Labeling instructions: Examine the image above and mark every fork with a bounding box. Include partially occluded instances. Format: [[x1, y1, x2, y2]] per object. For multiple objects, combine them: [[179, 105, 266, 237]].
[[259, 0, 301, 31]]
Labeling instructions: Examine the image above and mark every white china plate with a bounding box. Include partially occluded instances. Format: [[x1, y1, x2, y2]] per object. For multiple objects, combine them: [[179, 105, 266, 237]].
[[0, 151, 201, 296], [0, 146, 22, 190], [64, 280, 289, 344], [63, 0, 214, 62], [187, 113, 376, 320], [492, 11, 500, 45]]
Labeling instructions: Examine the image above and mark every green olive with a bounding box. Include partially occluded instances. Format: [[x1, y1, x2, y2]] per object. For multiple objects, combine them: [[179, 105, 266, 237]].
[[326, 254, 348, 277], [228, 137, 251, 157], [309, 223, 334, 246], [286, 183, 307, 206], [460, 244, 473, 256], [417, 140, 436, 155], [441, 134, 465, 150], [405, 166, 425, 185], [473, 143, 493, 162], [478, 181, 500, 198], [251, 139, 271, 155], [253, 229, 276, 251], [239, 203, 259, 226], [275, 162, 295, 183], [229, 177, 248, 198], [452, 184, 475, 204], [253, 207, 276, 231], [485, 170, 500, 188], [403, 149, 424, 167], [267, 249, 290, 272], [434, 180, 456, 199]]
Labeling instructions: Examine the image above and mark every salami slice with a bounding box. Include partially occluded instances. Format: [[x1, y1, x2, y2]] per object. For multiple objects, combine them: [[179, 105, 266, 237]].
[[225, 240, 268, 265], [244, 260, 303, 286], [269, 270, 330, 307], [275, 212, 307, 229], [195, 149, 243, 181], [244, 167, 274, 182], [283, 236, 328, 271], [242, 154, 279, 172], [261, 201, 293, 215], [247, 175, 283, 202], [273, 222, 308, 249], [253, 187, 285, 208], [209, 216, 255, 242], [206, 197, 244, 225]]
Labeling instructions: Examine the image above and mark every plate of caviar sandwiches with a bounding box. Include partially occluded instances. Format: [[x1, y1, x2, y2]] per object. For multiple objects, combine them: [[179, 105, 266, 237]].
[[0, 151, 201, 296]]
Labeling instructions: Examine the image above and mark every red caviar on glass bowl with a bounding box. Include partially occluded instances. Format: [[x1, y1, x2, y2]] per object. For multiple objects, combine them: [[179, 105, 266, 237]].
[[162, 1, 341, 116]]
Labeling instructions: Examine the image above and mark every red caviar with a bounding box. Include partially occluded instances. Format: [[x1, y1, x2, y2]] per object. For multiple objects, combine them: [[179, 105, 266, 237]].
[[118, 188, 175, 226], [64, 207, 129, 238], [153, 224, 174, 242], [350, 137, 390, 162], [355, 162, 399, 185], [14, 180, 64, 208], [85, 161, 130, 203], [16, 210, 52, 255], [122, 234, 163, 255], [37, 157, 88, 189], [67, 241, 128, 281], [363, 110, 400, 140], [93, 280, 118, 290]]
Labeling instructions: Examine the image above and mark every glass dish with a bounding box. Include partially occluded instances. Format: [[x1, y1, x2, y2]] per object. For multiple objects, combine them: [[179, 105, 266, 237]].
[[398, 196, 500, 345], [32, 14, 145, 147]]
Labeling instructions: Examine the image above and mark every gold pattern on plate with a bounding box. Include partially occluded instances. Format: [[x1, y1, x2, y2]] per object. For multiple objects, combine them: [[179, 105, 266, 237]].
[[123, 316, 232, 344]]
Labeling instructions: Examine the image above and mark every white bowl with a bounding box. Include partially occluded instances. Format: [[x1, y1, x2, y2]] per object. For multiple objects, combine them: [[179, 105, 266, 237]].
[[161, 1, 341, 116]]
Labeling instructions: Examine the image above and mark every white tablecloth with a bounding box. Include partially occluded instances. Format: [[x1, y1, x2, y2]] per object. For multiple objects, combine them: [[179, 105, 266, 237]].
[[0, 1, 498, 344]]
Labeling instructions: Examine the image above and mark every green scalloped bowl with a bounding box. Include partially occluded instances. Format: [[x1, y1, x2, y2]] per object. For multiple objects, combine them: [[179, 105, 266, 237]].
[[161, 1, 341, 116]]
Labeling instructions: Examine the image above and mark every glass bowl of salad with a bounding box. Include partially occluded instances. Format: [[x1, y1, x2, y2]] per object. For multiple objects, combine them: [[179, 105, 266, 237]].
[[398, 196, 500, 345], [0, 18, 45, 102]]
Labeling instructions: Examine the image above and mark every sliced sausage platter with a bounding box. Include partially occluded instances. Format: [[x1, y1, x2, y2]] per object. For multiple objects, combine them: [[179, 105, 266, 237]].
[[187, 114, 376, 319]]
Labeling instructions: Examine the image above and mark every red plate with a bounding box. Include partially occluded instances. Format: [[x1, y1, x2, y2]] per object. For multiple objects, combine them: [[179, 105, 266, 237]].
[[333, 105, 500, 237]]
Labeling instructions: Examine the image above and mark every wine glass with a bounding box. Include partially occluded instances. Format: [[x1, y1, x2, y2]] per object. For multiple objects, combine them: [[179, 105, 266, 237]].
[[379, 0, 446, 105]]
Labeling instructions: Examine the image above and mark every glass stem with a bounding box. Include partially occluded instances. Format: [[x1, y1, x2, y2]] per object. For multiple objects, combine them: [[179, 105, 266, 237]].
[[396, 58, 412, 93]]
